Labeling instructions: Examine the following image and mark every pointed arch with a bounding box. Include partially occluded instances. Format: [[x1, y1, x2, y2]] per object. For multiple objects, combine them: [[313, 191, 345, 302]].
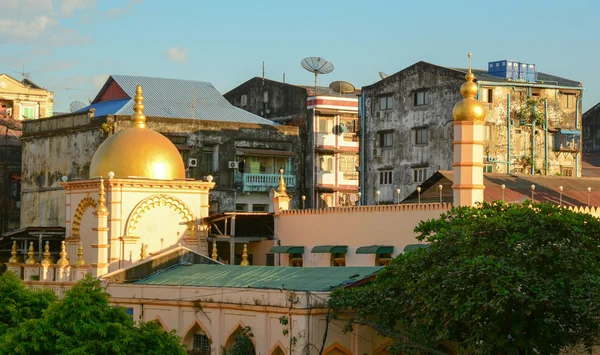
[[223, 320, 257, 352], [151, 315, 169, 332], [373, 339, 393, 355], [269, 340, 288, 355], [125, 194, 195, 236], [182, 319, 212, 345], [72, 197, 98, 238], [323, 341, 352, 355]]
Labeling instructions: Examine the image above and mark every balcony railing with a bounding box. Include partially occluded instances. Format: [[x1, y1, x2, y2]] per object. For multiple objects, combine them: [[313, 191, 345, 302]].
[[235, 173, 296, 193]]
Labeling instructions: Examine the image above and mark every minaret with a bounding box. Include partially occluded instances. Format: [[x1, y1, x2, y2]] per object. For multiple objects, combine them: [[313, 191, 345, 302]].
[[91, 177, 110, 277], [452, 53, 486, 206], [272, 169, 291, 213]]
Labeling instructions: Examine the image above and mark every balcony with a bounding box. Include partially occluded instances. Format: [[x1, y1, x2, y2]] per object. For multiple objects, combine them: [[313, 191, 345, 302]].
[[235, 173, 296, 193]]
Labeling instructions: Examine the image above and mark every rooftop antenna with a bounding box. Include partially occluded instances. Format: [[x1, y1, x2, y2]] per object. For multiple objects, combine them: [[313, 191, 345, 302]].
[[301, 57, 334, 96], [69, 100, 86, 113], [15, 65, 31, 80], [63, 87, 81, 105], [329, 81, 355, 97], [378, 72, 389, 80]]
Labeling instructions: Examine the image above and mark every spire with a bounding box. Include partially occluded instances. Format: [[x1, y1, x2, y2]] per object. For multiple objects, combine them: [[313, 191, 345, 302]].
[[240, 244, 250, 266], [211, 241, 218, 260], [131, 84, 146, 128], [25, 242, 36, 264], [41, 241, 52, 266], [74, 244, 86, 266], [96, 177, 108, 213], [452, 53, 485, 122], [56, 241, 69, 266], [140, 243, 147, 260], [277, 169, 286, 194], [8, 241, 18, 263]]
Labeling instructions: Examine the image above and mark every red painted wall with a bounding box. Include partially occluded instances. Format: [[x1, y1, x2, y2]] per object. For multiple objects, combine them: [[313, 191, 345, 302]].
[[98, 80, 129, 102]]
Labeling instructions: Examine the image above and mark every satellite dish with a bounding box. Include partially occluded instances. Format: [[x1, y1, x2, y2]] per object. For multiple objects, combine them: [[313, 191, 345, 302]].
[[379, 72, 389, 80], [70, 101, 86, 113], [301, 57, 334, 96], [329, 81, 355, 96]]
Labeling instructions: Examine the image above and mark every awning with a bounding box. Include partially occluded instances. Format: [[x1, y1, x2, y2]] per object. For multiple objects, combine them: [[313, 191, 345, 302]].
[[356, 245, 394, 254], [236, 148, 296, 158], [311, 245, 347, 254], [560, 129, 581, 135], [403, 244, 429, 252], [270, 246, 304, 254]]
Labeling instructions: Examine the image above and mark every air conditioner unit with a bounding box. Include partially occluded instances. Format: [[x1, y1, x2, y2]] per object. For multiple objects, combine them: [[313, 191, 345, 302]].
[[228, 161, 239, 169], [187, 158, 198, 167]]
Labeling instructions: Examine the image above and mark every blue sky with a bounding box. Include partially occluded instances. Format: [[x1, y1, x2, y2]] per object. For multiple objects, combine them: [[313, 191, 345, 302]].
[[1, 0, 598, 113]]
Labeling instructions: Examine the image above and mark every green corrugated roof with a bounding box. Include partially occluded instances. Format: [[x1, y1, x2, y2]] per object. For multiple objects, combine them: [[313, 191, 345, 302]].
[[403, 244, 429, 252], [356, 245, 394, 254], [311, 245, 347, 254], [136, 264, 382, 291], [270, 246, 304, 254]]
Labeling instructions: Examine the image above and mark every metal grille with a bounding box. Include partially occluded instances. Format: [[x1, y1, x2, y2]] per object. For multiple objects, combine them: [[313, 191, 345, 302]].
[[193, 333, 210, 354]]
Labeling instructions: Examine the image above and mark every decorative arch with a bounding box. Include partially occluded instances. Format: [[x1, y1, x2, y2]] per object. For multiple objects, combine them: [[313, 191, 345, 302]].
[[373, 339, 393, 355], [323, 341, 352, 355], [269, 340, 287, 355], [223, 321, 257, 352], [151, 315, 169, 332], [125, 194, 195, 236], [181, 319, 212, 347], [72, 197, 98, 238]]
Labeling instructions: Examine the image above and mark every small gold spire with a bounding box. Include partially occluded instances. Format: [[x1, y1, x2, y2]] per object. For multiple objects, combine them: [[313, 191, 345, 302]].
[[8, 241, 18, 263], [131, 84, 146, 129], [140, 243, 147, 260], [25, 242, 36, 264], [452, 52, 485, 122], [96, 177, 108, 213], [74, 244, 86, 266], [240, 244, 250, 266], [56, 241, 69, 266], [41, 241, 52, 266], [277, 169, 286, 194], [211, 241, 218, 260]]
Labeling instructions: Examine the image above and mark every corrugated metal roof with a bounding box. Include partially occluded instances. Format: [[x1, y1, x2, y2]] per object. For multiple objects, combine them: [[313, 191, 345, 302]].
[[78, 98, 129, 117], [136, 264, 382, 291], [356, 245, 394, 254], [82, 75, 277, 125]]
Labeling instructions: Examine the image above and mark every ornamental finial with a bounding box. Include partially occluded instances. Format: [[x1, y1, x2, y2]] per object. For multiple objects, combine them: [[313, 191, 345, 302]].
[[25, 242, 36, 264], [240, 244, 250, 266], [74, 244, 86, 266], [56, 241, 69, 266], [9, 241, 18, 263], [131, 84, 146, 128], [211, 241, 218, 260], [41, 241, 52, 266]]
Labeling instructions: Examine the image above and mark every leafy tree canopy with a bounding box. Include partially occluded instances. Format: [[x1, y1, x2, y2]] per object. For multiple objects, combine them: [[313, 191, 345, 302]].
[[0, 275, 186, 355], [330, 202, 600, 354]]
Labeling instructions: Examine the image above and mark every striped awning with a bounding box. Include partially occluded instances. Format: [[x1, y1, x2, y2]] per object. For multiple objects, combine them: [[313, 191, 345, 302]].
[[270, 246, 304, 254], [311, 245, 347, 254], [356, 245, 394, 254], [403, 244, 429, 252]]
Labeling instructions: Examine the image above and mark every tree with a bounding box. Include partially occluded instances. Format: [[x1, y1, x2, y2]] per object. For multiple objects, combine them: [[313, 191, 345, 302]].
[[0, 275, 186, 355], [222, 326, 256, 355], [329, 202, 600, 354], [0, 271, 56, 335]]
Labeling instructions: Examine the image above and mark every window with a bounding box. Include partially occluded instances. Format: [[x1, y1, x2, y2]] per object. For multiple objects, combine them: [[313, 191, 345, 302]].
[[201, 148, 215, 173], [319, 116, 333, 133], [480, 88, 493, 103], [415, 128, 428, 145], [378, 132, 393, 148], [339, 155, 357, 172], [379, 95, 393, 110], [290, 253, 303, 267], [320, 155, 334, 172], [379, 170, 393, 185], [413, 168, 428, 183], [484, 125, 492, 141], [240, 94, 247, 106], [561, 167, 574, 177], [252, 204, 269, 212], [263, 90, 269, 103], [331, 253, 346, 267], [562, 94, 576, 109], [484, 164, 493, 173], [22, 106, 35, 119], [193, 333, 211, 354], [235, 204, 247, 212], [414, 92, 429, 106]]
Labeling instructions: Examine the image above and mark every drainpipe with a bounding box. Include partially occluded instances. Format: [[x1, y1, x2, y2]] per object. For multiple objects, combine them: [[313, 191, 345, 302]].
[[575, 90, 584, 177], [544, 99, 549, 175], [507, 94, 511, 174], [531, 102, 536, 175], [359, 95, 365, 205]]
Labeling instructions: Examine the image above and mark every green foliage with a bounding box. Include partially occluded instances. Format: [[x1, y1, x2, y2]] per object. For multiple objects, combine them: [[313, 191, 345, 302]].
[[329, 202, 600, 354], [222, 326, 255, 355], [0, 271, 56, 336], [515, 97, 545, 126], [0, 275, 186, 355]]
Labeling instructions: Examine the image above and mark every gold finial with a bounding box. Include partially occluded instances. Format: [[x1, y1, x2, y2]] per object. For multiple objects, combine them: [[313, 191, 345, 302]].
[[452, 52, 485, 122], [240, 244, 250, 266], [96, 177, 108, 213], [277, 168, 286, 194], [56, 241, 69, 266], [74, 244, 86, 266], [140, 243, 147, 260], [211, 241, 218, 260], [25, 242, 36, 264], [9, 241, 18, 263], [41, 241, 52, 266], [131, 84, 146, 128]]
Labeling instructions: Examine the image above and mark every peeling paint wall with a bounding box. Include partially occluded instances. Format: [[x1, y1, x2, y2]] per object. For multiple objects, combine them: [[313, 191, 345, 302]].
[[21, 113, 300, 228], [361, 62, 583, 205]]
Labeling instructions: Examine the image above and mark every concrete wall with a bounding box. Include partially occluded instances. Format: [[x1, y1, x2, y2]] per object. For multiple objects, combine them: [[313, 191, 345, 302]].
[[583, 102, 600, 153]]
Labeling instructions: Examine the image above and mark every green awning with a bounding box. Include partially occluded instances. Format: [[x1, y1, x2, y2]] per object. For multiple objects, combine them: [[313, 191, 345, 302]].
[[311, 245, 347, 254], [356, 245, 394, 254], [270, 246, 304, 254], [403, 244, 429, 252]]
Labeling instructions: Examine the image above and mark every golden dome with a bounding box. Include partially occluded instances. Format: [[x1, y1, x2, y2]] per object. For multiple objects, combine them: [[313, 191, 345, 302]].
[[89, 85, 185, 180], [452, 53, 486, 122]]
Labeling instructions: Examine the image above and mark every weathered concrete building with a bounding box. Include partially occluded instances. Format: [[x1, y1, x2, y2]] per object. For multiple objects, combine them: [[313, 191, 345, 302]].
[[20, 75, 300, 229], [583, 102, 600, 153], [225, 78, 360, 207], [360, 61, 583, 205]]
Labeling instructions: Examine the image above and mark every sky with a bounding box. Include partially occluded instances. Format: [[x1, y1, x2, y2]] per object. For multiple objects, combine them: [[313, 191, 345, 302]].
[[1, 0, 598, 113]]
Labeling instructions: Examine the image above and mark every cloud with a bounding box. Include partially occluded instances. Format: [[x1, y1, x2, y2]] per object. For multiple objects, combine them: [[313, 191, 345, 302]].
[[59, 0, 97, 17], [165, 46, 189, 63], [0, 16, 59, 42]]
